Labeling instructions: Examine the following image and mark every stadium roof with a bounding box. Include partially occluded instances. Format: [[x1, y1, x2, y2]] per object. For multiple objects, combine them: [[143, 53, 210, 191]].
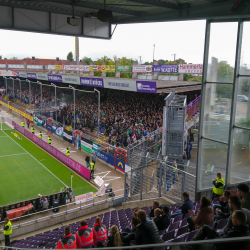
[[0, 0, 249, 38]]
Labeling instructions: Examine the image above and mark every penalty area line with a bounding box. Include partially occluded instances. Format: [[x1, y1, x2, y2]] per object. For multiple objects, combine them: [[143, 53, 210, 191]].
[[2, 130, 67, 187], [0, 153, 28, 158]]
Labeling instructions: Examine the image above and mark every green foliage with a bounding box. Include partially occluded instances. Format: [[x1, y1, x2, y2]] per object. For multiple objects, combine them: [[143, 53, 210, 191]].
[[67, 51, 73, 60], [158, 59, 169, 65], [116, 57, 133, 78], [0, 55, 2, 59], [217, 61, 234, 83], [184, 74, 202, 82], [82, 56, 93, 65]]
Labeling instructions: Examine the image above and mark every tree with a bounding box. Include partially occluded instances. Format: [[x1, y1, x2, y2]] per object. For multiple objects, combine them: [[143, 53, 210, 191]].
[[217, 61, 234, 83], [0, 55, 2, 59], [82, 56, 93, 65], [67, 52, 73, 60]]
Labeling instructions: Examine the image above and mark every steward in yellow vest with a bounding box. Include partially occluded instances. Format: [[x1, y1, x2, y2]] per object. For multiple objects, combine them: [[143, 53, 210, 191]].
[[212, 172, 225, 199], [39, 132, 42, 139], [90, 161, 95, 179], [66, 148, 70, 157], [21, 121, 25, 127], [48, 136, 52, 145], [3, 218, 12, 246], [31, 126, 34, 134]]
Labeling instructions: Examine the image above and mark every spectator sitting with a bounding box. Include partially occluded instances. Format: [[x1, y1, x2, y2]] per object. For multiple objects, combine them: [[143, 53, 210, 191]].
[[134, 208, 139, 217], [153, 206, 170, 231], [122, 217, 139, 246], [135, 210, 163, 248], [93, 217, 107, 247], [237, 183, 250, 211], [171, 192, 193, 218], [104, 225, 123, 247], [75, 220, 94, 248], [149, 201, 159, 219], [56, 226, 76, 249], [222, 195, 250, 234], [213, 190, 231, 221], [181, 210, 250, 250], [187, 196, 214, 231]]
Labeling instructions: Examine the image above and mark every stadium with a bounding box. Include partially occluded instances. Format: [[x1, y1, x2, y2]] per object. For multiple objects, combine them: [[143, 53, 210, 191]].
[[0, 0, 250, 250]]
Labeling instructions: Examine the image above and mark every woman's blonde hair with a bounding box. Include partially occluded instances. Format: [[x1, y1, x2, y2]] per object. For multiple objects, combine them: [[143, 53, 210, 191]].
[[110, 225, 122, 247]]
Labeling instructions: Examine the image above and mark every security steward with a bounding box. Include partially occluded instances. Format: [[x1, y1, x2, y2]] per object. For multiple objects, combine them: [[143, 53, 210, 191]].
[[48, 136, 52, 145], [39, 131, 42, 139], [90, 161, 95, 179], [75, 220, 94, 248], [56, 226, 76, 249], [172, 160, 178, 184], [66, 148, 70, 157], [212, 172, 225, 199], [31, 126, 35, 134], [3, 217, 12, 246], [21, 121, 25, 127], [93, 217, 107, 246]]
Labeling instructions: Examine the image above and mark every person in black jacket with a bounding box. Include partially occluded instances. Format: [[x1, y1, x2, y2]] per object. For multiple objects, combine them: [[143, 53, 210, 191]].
[[149, 201, 159, 219], [85, 155, 90, 168], [135, 210, 163, 249], [123, 217, 139, 246], [213, 190, 231, 221], [180, 210, 250, 250], [153, 206, 170, 231]]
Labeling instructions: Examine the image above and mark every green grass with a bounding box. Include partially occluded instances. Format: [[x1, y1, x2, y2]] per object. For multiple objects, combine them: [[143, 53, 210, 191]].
[[0, 129, 97, 206]]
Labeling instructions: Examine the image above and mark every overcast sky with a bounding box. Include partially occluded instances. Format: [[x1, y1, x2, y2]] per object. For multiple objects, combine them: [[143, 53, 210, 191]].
[[0, 19, 247, 67]]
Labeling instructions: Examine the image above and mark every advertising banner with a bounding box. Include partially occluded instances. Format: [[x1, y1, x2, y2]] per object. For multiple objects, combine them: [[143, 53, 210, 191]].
[[36, 73, 48, 81], [63, 128, 72, 143], [55, 127, 64, 137], [81, 140, 92, 154], [48, 65, 62, 70], [15, 123, 90, 179], [48, 75, 63, 82], [136, 81, 157, 94], [0, 100, 33, 121], [80, 77, 104, 88], [92, 142, 101, 152], [0, 71, 17, 76], [115, 65, 132, 73], [103, 78, 137, 92], [94, 176, 104, 187], [179, 64, 203, 73], [115, 159, 126, 173], [90, 65, 102, 71], [27, 73, 37, 79], [101, 65, 115, 72], [62, 65, 90, 71], [19, 72, 27, 78], [153, 64, 178, 73], [132, 65, 153, 73], [95, 150, 115, 165], [75, 192, 93, 204], [62, 75, 80, 85]]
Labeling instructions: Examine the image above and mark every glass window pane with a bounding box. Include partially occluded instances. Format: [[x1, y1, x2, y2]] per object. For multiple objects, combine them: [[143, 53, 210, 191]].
[[206, 22, 238, 83], [199, 139, 227, 190], [235, 77, 250, 129], [231, 128, 250, 184], [203, 83, 232, 143], [240, 22, 250, 75]]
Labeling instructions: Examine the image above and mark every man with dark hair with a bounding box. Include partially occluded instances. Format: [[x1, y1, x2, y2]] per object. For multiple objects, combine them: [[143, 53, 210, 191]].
[[213, 190, 231, 220], [135, 210, 163, 248], [75, 220, 94, 248], [56, 226, 76, 249], [149, 201, 159, 219], [171, 192, 193, 218], [237, 183, 250, 210], [122, 217, 139, 246], [181, 210, 250, 250], [154, 206, 170, 231]]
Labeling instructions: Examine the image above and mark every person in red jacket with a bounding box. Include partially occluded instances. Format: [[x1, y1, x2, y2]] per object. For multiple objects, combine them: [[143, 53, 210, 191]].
[[56, 226, 76, 249], [93, 217, 107, 246], [75, 220, 94, 248]]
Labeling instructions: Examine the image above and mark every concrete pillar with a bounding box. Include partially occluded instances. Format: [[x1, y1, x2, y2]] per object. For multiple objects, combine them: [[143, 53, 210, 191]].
[[115, 61, 120, 78], [42, 63, 45, 73], [132, 61, 138, 79], [70, 60, 74, 75], [153, 60, 158, 80], [102, 62, 106, 77], [6, 62, 8, 71], [24, 62, 27, 73], [178, 58, 185, 81], [48, 63, 52, 74], [89, 62, 94, 77], [62, 62, 66, 75]]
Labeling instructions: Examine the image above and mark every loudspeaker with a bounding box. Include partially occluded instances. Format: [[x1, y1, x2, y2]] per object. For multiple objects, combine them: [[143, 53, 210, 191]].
[[97, 9, 113, 22], [231, 0, 250, 13]]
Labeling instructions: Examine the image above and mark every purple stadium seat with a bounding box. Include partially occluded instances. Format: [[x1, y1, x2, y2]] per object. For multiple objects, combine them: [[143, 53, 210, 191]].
[[184, 213, 191, 219], [173, 214, 183, 223], [215, 219, 227, 230], [162, 230, 175, 242], [166, 235, 186, 250], [176, 225, 189, 238], [167, 221, 179, 232], [153, 246, 166, 250], [180, 218, 187, 227], [158, 229, 166, 236], [208, 223, 215, 229], [185, 230, 198, 241]]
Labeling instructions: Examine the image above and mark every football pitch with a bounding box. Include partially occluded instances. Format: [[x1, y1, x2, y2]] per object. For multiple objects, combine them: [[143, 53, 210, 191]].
[[0, 128, 97, 206]]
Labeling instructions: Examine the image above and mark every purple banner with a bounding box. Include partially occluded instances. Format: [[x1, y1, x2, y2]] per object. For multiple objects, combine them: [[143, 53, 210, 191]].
[[48, 75, 63, 82], [15, 123, 90, 179], [27, 73, 37, 79], [153, 64, 178, 73], [16, 72, 19, 77], [136, 81, 157, 94], [80, 77, 104, 88]]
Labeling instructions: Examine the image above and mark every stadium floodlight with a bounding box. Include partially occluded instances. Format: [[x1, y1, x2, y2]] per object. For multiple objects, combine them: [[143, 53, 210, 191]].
[[94, 88, 101, 145], [69, 85, 76, 130]]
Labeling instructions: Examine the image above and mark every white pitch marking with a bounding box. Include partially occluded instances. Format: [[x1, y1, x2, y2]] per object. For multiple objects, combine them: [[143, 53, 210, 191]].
[[104, 177, 122, 182], [93, 171, 110, 176], [3, 131, 67, 187], [40, 159, 45, 161], [101, 171, 111, 178], [0, 153, 28, 158]]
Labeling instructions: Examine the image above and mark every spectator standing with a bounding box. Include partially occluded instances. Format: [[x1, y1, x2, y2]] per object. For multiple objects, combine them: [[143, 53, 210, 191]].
[[93, 217, 107, 246], [75, 220, 94, 248], [27, 119, 30, 128], [56, 226, 76, 249], [171, 192, 193, 218], [187, 196, 214, 231], [3, 217, 12, 246], [212, 172, 225, 199], [213, 190, 231, 221], [105, 225, 123, 247], [85, 155, 90, 168], [92, 152, 96, 164], [38, 196, 49, 211], [237, 183, 250, 210], [149, 201, 160, 219], [90, 161, 95, 179]]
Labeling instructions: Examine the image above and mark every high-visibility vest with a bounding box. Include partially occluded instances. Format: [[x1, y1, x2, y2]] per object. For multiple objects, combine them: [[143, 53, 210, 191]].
[[48, 137, 52, 144], [93, 223, 107, 243], [21, 122, 25, 127], [213, 178, 225, 195], [39, 133, 42, 139], [172, 164, 177, 173], [31, 127, 34, 133], [56, 234, 76, 249], [66, 149, 70, 156], [75, 226, 94, 248], [90, 162, 95, 171], [4, 221, 12, 235]]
